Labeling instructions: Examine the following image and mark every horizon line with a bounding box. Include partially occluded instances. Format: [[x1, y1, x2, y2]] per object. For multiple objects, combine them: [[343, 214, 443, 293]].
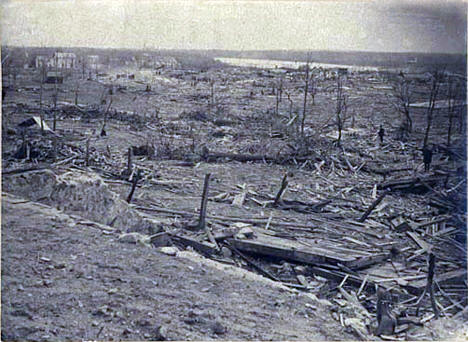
[[2, 45, 466, 56]]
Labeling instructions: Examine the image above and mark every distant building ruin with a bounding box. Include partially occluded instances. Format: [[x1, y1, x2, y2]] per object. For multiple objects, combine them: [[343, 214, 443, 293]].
[[35, 55, 49, 69], [86, 55, 100, 69], [48, 52, 77, 69]]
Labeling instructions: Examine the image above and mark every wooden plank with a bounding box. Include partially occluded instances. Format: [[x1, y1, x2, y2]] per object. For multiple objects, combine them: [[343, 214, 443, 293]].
[[227, 238, 340, 265], [227, 233, 379, 268], [406, 231, 432, 252], [433, 227, 457, 237], [407, 269, 468, 294], [415, 216, 450, 229], [346, 253, 389, 270], [169, 234, 218, 256], [309, 266, 396, 295]]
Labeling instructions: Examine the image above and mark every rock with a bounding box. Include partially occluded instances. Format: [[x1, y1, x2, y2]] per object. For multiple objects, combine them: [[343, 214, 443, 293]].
[[221, 246, 232, 258], [296, 275, 308, 287], [210, 320, 227, 335], [136, 319, 150, 327], [11, 309, 33, 320], [238, 227, 254, 238], [121, 328, 132, 336], [92, 306, 112, 317], [294, 265, 308, 275], [107, 288, 118, 295], [118, 232, 152, 247], [234, 226, 255, 239], [152, 325, 167, 341], [157, 246, 179, 256]]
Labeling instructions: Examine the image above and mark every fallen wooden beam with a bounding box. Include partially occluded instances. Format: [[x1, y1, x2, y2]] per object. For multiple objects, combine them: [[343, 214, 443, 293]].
[[273, 173, 289, 206], [169, 234, 218, 256], [358, 190, 389, 223], [407, 269, 467, 295], [226, 232, 384, 269], [406, 231, 432, 253], [378, 176, 446, 192], [366, 166, 414, 175], [202, 149, 314, 165], [224, 241, 279, 281]]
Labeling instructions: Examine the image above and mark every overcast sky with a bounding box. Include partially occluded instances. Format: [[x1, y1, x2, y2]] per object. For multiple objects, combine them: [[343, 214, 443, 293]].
[[1, 0, 466, 53]]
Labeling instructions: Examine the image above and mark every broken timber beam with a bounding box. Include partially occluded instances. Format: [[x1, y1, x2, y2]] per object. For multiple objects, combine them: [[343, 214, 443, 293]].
[[378, 176, 445, 192], [197, 173, 211, 230], [407, 269, 467, 295], [273, 173, 289, 206], [195, 174, 219, 250], [126, 169, 141, 203], [202, 149, 313, 165], [224, 241, 279, 281], [169, 234, 218, 256], [226, 232, 386, 269], [358, 190, 389, 223]]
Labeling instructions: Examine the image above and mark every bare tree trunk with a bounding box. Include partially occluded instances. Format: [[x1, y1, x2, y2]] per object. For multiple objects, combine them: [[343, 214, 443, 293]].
[[393, 72, 413, 134], [275, 86, 279, 116], [75, 82, 79, 106], [39, 80, 44, 134], [335, 76, 345, 145], [286, 92, 293, 118], [53, 54, 58, 131], [279, 77, 283, 102], [210, 79, 215, 114], [127, 147, 133, 173], [423, 72, 442, 148], [446, 77, 462, 149], [301, 63, 309, 137], [405, 108, 413, 133]]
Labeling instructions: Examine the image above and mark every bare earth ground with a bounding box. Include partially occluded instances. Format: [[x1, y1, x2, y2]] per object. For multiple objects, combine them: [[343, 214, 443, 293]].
[[2, 192, 354, 341]]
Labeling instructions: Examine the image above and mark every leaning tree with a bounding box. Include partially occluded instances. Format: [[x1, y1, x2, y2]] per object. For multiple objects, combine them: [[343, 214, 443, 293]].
[[392, 72, 414, 134], [422, 70, 443, 148]]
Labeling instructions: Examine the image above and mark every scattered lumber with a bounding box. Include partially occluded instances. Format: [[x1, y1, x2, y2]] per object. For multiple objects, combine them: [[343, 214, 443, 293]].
[[202, 149, 314, 165], [2, 165, 50, 175], [365, 166, 413, 176], [378, 176, 446, 192]]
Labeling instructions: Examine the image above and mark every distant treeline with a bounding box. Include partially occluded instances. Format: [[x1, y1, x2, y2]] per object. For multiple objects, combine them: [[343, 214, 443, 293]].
[[2, 45, 466, 72]]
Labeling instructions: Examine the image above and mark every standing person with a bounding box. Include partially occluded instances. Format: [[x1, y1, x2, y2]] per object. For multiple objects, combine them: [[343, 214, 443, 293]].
[[378, 125, 385, 144], [423, 146, 433, 172]]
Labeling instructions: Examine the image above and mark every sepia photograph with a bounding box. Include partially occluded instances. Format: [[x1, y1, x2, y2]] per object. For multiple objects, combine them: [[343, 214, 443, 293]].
[[1, 0, 467, 340]]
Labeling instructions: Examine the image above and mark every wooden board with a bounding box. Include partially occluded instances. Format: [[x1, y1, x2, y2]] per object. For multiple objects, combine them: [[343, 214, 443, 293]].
[[406, 269, 468, 295], [227, 232, 386, 269]]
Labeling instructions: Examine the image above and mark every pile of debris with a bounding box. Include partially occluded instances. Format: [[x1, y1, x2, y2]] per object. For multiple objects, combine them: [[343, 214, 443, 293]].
[[129, 171, 466, 340]]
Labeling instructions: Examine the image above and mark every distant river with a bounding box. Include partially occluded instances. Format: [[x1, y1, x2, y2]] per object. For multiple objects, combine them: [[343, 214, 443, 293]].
[[214, 57, 380, 72]]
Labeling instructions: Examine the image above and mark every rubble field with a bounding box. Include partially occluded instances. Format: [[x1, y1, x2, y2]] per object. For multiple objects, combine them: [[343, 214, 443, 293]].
[[2, 58, 467, 340]]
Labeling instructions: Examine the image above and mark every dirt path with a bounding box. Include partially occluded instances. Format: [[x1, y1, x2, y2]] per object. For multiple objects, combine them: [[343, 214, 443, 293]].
[[1, 192, 354, 341]]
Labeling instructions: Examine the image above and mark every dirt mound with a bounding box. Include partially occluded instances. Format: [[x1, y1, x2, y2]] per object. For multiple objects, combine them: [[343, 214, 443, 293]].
[[2, 169, 57, 201], [3, 169, 162, 234]]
